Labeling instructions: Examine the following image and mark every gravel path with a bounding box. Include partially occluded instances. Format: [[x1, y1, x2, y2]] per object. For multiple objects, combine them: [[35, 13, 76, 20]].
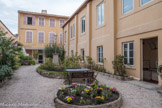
[[0, 65, 65, 108], [97, 73, 162, 108], [0, 66, 162, 108]]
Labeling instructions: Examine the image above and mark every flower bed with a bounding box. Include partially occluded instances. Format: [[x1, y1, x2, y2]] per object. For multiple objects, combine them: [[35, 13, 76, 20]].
[[54, 82, 122, 108]]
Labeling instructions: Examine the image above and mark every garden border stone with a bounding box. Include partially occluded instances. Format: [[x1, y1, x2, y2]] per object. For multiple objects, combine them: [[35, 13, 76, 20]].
[[36, 68, 64, 79], [54, 92, 122, 108]]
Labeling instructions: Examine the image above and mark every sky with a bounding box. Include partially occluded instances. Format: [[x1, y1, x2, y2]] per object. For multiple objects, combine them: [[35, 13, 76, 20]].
[[0, 0, 85, 34]]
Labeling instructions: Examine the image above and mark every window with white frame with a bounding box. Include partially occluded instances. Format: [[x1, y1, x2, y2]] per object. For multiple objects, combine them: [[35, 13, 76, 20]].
[[59, 32, 63, 44], [71, 50, 74, 56], [39, 17, 45, 26], [27, 16, 33, 25], [38, 32, 45, 43], [81, 16, 85, 33], [49, 18, 55, 27], [24, 16, 35, 25], [64, 31, 67, 42], [123, 42, 134, 65], [49, 32, 56, 44], [26, 31, 33, 43], [81, 49, 85, 61], [60, 19, 65, 27], [97, 2, 104, 26], [73, 24, 75, 38], [141, 0, 152, 5], [98, 46, 103, 63], [70, 26, 73, 39], [122, 0, 134, 14]]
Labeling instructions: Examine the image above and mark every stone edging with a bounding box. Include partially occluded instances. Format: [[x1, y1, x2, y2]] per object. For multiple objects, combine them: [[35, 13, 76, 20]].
[[98, 71, 133, 81], [36, 69, 64, 79], [54, 92, 122, 108]]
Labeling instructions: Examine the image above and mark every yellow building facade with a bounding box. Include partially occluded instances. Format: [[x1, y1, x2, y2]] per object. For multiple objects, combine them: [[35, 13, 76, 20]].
[[63, 0, 162, 85], [18, 10, 68, 63]]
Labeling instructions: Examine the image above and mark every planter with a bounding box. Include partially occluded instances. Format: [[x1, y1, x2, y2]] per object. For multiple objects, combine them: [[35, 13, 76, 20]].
[[54, 93, 122, 108], [36, 69, 64, 79]]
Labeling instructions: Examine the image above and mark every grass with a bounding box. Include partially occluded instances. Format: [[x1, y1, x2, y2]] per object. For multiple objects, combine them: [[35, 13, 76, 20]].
[[37, 67, 64, 74]]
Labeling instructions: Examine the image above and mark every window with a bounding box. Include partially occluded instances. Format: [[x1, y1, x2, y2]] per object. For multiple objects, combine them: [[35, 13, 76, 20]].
[[98, 46, 103, 63], [49, 18, 55, 27], [71, 50, 74, 56], [64, 31, 67, 42], [73, 24, 75, 38], [59, 32, 63, 44], [60, 19, 65, 27], [38, 32, 45, 43], [122, 0, 134, 14], [123, 42, 134, 65], [81, 17, 85, 33], [141, 0, 152, 5], [39, 17, 45, 26], [25, 31, 33, 43], [70, 26, 73, 39], [49, 32, 56, 44], [81, 49, 85, 61], [27, 17, 33, 25], [97, 2, 104, 26]]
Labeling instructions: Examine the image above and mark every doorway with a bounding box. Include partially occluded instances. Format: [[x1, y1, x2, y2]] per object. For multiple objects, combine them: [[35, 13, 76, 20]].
[[38, 54, 43, 63], [142, 37, 158, 84]]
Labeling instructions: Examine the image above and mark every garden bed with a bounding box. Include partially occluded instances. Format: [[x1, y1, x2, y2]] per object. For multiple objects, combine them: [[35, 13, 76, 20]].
[[0, 78, 8, 88], [54, 82, 122, 108], [36, 67, 64, 79]]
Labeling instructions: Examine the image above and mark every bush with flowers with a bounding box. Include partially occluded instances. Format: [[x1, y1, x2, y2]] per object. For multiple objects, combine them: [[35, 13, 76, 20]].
[[57, 81, 119, 105]]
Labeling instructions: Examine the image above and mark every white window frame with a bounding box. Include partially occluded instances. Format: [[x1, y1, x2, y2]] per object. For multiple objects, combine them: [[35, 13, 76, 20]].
[[49, 32, 56, 44], [70, 26, 73, 39], [97, 2, 104, 26], [81, 49, 85, 62], [59, 32, 63, 44], [49, 18, 56, 27], [81, 16, 85, 34], [38, 17, 45, 26], [98, 46, 103, 64], [27, 16, 33, 25], [59, 19, 65, 27], [73, 24, 75, 38], [37, 31, 45, 43], [122, 0, 134, 14], [71, 50, 74, 56], [123, 42, 134, 66], [140, 0, 152, 6], [25, 30, 33, 43]]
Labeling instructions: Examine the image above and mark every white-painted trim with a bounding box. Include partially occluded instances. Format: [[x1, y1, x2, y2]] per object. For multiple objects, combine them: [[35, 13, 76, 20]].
[[49, 32, 56, 43], [37, 31, 45, 43], [25, 30, 33, 43], [59, 32, 63, 44], [49, 18, 56, 27], [122, 0, 134, 14], [140, 0, 153, 6], [59, 19, 65, 27], [38, 16, 45, 26], [81, 16, 86, 34], [97, 1, 104, 26], [26, 16, 33, 25]]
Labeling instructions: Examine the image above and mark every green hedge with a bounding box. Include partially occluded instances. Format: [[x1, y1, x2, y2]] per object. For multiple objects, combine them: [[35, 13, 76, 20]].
[[37, 67, 64, 74]]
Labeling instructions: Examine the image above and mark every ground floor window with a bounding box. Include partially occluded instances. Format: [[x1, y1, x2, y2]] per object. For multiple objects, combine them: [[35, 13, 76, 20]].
[[81, 49, 85, 61], [123, 42, 134, 66], [71, 50, 74, 56], [98, 46, 103, 63]]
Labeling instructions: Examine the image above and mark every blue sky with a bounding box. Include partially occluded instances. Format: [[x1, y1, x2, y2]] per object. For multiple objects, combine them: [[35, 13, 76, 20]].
[[0, 0, 85, 34]]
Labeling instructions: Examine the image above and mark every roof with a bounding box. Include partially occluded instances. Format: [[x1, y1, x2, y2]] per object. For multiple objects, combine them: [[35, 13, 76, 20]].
[[62, 0, 91, 28], [0, 20, 14, 36], [18, 10, 69, 19]]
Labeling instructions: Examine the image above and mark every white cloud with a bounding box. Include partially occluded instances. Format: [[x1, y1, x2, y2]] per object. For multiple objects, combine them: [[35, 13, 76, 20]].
[[0, 0, 85, 34]]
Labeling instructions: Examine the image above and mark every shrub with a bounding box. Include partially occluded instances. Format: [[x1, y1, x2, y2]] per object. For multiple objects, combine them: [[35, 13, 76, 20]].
[[40, 59, 56, 71], [0, 65, 13, 82], [112, 55, 126, 76], [29, 60, 35, 65], [63, 56, 81, 69]]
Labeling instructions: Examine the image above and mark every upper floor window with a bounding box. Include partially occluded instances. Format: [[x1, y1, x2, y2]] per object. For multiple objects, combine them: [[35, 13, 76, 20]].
[[49, 18, 55, 27], [123, 42, 134, 66], [98, 46, 103, 63], [60, 19, 65, 27], [25, 31, 33, 43], [141, 0, 152, 6], [38, 17, 45, 26], [59, 32, 63, 44], [49, 32, 56, 44], [24, 16, 35, 25], [73, 24, 75, 38], [38, 32, 45, 43], [81, 17, 85, 33], [122, 0, 134, 14], [70, 26, 73, 39], [97, 2, 104, 26]]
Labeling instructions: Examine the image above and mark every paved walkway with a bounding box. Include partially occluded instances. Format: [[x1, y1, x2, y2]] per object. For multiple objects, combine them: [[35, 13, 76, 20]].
[[0, 65, 65, 108], [0, 66, 162, 108]]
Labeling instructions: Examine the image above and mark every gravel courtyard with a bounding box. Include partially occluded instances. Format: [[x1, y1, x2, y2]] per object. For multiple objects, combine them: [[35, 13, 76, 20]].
[[0, 65, 162, 108]]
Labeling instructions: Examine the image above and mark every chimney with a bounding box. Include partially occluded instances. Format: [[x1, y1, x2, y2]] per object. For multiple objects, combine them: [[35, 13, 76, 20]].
[[41, 10, 47, 14]]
